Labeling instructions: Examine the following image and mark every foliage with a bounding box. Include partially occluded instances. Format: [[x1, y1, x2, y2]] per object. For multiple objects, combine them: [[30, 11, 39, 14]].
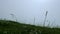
[[0, 20, 60, 34]]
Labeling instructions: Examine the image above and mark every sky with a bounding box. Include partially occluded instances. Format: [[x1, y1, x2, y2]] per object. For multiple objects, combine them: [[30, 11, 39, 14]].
[[0, 0, 60, 27]]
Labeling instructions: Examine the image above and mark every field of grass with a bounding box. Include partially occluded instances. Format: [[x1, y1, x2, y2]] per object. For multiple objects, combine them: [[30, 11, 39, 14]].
[[0, 19, 60, 34]]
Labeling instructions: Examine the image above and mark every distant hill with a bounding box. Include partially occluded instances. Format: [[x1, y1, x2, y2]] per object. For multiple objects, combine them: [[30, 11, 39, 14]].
[[0, 20, 60, 34]]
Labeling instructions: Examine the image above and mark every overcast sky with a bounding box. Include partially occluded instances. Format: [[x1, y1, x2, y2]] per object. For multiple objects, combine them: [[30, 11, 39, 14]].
[[0, 0, 60, 27]]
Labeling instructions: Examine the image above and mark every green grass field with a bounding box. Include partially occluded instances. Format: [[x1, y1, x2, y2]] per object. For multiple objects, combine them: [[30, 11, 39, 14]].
[[0, 19, 60, 34]]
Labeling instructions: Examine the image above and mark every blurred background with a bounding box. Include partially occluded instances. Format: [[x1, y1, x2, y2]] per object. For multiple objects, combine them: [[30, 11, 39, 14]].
[[0, 0, 60, 27]]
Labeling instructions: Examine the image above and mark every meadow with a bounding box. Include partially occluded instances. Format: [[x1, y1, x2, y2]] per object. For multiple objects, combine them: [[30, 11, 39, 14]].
[[0, 19, 60, 34]]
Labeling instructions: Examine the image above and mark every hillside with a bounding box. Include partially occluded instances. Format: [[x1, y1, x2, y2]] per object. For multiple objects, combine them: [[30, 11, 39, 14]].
[[0, 20, 60, 34]]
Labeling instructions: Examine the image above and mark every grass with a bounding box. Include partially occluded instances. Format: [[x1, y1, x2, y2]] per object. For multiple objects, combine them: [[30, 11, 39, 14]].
[[0, 19, 60, 34]]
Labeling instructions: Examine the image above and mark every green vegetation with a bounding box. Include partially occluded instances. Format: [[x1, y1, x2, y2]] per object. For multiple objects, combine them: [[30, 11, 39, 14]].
[[0, 20, 60, 34]]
